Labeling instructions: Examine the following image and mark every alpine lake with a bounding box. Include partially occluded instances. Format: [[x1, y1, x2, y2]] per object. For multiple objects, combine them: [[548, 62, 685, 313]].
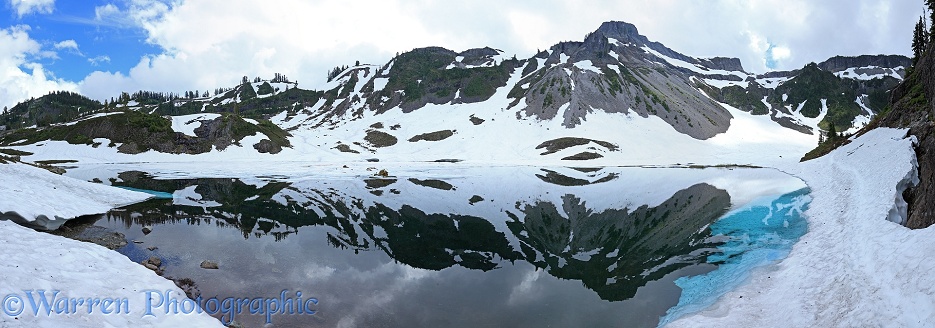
[[53, 164, 810, 327]]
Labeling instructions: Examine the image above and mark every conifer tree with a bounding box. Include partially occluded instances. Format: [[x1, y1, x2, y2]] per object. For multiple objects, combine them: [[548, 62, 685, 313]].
[[929, 0, 935, 43], [913, 16, 928, 65]]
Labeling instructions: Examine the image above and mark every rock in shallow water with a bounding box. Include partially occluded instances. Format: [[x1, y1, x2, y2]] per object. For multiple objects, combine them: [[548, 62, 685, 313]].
[[200, 260, 219, 269]]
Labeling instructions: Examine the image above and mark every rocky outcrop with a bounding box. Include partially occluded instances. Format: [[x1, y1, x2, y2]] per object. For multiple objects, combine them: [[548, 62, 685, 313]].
[[510, 21, 733, 139], [818, 55, 911, 73], [700, 57, 746, 72]]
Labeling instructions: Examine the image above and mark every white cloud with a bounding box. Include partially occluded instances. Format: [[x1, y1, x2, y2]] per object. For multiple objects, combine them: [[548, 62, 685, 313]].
[[770, 46, 792, 61], [0, 25, 78, 110], [53, 39, 79, 52], [88, 55, 110, 66], [75, 0, 922, 100], [53, 39, 77, 50], [8, 0, 55, 17], [94, 3, 119, 20]]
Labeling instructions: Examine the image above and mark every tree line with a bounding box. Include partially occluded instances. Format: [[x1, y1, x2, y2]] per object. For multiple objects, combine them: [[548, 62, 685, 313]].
[[911, 1, 935, 66]]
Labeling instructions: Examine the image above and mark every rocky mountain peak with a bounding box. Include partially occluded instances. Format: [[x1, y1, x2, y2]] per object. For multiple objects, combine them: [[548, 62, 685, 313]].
[[593, 21, 645, 43]]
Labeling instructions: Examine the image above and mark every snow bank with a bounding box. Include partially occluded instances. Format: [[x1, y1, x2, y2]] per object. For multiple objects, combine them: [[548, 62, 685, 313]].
[[0, 163, 221, 327], [0, 220, 223, 327], [667, 128, 935, 327], [0, 163, 152, 230]]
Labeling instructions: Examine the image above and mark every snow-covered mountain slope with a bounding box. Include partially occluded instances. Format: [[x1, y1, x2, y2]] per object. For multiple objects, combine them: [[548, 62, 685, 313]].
[[699, 55, 907, 136], [668, 128, 933, 327], [6, 72, 815, 167], [0, 21, 909, 166]]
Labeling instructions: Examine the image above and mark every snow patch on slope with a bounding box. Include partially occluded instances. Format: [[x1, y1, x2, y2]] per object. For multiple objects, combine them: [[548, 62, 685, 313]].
[[171, 113, 221, 137]]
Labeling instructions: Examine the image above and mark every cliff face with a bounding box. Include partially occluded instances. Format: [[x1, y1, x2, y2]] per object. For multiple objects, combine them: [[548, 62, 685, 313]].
[[868, 44, 935, 228], [817, 55, 911, 74]]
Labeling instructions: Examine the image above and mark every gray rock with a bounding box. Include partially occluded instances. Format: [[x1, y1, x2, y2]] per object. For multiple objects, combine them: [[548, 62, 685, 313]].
[[146, 256, 162, 267], [200, 260, 219, 270]]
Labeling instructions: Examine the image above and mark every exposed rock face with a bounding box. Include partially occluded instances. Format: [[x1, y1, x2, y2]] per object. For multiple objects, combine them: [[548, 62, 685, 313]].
[[510, 21, 733, 139], [867, 44, 935, 229], [818, 55, 911, 73], [700, 57, 746, 72]]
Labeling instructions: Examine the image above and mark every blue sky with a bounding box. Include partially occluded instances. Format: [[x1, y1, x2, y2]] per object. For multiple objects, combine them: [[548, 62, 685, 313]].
[[0, 0, 925, 109], [1, 0, 160, 82]]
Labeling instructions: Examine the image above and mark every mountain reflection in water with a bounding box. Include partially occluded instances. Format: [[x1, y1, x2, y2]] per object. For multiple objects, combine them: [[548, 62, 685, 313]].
[[87, 166, 805, 327]]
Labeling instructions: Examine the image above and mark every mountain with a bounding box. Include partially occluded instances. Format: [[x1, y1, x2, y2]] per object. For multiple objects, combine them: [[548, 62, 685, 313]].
[[0, 21, 911, 166]]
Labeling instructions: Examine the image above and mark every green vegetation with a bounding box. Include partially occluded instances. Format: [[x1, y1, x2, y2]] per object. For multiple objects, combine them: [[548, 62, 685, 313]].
[[543, 93, 554, 107], [379, 47, 517, 105], [240, 83, 257, 101], [0, 111, 174, 148], [912, 16, 929, 66], [801, 120, 854, 161], [199, 87, 323, 119], [257, 82, 274, 95], [127, 110, 172, 133], [0, 91, 105, 129], [908, 82, 927, 107], [254, 119, 291, 147], [219, 113, 291, 148], [718, 85, 768, 115], [0, 111, 290, 154], [768, 63, 861, 130], [600, 67, 623, 96]]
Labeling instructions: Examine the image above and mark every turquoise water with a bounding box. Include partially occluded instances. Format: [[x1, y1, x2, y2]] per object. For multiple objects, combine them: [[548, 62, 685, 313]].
[[115, 186, 174, 199], [660, 188, 811, 325]]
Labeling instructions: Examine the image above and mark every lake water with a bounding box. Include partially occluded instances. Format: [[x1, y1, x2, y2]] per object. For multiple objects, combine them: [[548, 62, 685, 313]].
[[63, 165, 809, 327]]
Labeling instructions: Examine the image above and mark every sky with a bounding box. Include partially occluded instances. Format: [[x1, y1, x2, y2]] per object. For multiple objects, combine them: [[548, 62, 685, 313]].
[[0, 0, 927, 110]]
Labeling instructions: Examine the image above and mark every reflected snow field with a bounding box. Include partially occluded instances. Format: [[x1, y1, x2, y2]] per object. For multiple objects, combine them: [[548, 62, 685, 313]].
[[63, 165, 808, 327]]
